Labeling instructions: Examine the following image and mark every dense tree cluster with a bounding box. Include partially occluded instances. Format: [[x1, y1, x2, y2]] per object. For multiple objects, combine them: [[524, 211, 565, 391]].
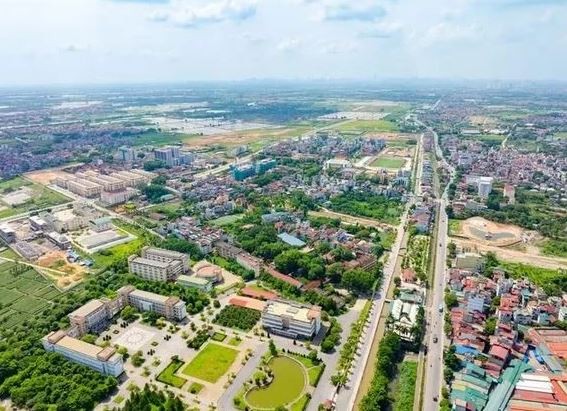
[[329, 191, 403, 225], [360, 332, 403, 411], [160, 236, 204, 261], [341, 267, 381, 295], [214, 305, 261, 331], [187, 329, 210, 349], [118, 384, 184, 411], [142, 160, 166, 171], [141, 184, 170, 203], [259, 272, 342, 316], [274, 249, 326, 280], [321, 318, 342, 353]]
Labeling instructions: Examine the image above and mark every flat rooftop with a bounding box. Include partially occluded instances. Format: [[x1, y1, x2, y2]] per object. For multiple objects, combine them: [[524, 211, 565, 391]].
[[177, 275, 209, 285], [264, 300, 320, 322], [130, 256, 171, 269], [69, 299, 105, 318], [56, 335, 106, 359], [130, 288, 172, 304]]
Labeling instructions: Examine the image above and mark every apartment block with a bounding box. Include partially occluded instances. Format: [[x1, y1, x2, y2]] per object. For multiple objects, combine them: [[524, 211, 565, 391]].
[[261, 299, 321, 339], [141, 246, 189, 273], [66, 178, 103, 198], [42, 330, 123, 377], [68, 297, 126, 336], [118, 285, 187, 321], [100, 188, 137, 206], [128, 256, 173, 282], [0, 225, 16, 243]]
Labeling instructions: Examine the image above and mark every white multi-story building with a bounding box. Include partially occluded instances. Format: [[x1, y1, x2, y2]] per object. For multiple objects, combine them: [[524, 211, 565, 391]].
[[100, 188, 137, 206], [261, 299, 321, 339], [111, 170, 150, 187], [141, 246, 189, 274], [478, 176, 493, 198], [68, 297, 125, 336], [66, 178, 103, 198], [42, 330, 123, 377], [128, 256, 172, 282], [0, 225, 16, 243], [118, 286, 187, 321]]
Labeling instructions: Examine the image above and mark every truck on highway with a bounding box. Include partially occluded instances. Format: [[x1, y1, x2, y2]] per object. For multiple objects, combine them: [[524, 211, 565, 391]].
[[438, 304, 444, 313]]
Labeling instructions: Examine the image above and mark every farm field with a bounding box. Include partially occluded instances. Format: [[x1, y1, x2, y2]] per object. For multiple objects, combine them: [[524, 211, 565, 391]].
[[371, 155, 406, 169], [245, 356, 307, 409], [182, 343, 239, 383], [0, 257, 61, 328], [331, 119, 399, 134], [0, 176, 71, 219]]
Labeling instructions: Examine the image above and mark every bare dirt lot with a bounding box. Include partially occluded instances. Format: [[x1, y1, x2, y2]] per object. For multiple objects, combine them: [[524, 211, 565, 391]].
[[25, 169, 70, 186], [36, 250, 86, 288], [457, 216, 528, 247], [182, 125, 308, 148], [451, 217, 567, 270], [453, 238, 567, 270]]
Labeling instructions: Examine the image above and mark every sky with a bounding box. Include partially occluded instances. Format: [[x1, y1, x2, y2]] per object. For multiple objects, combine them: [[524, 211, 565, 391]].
[[1, 0, 566, 85]]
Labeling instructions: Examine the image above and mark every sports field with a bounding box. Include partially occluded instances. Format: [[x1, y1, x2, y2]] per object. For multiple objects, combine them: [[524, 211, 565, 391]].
[[210, 213, 244, 227], [0, 257, 61, 328], [371, 155, 406, 169], [182, 343, 239, 383], [0, 176, 71, 219]]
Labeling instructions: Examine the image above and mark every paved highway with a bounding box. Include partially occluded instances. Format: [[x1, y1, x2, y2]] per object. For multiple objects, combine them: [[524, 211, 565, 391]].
[[422, 122, 456, 410]]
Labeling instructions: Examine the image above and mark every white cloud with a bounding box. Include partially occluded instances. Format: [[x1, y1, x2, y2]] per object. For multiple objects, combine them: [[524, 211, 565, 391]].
[[319, 39, 357, 54], [320, 3, 386, 22], [276, 37, 301, 52], [418, 22, 480, 46], [149, 0, 257, 28], [358, 21, 402, 38], [61, 43, 89, 53]]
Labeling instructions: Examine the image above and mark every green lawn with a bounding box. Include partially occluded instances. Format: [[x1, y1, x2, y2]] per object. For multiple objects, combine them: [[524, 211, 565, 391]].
[[127, 131, 187, 147], [332, 119, 399, 134], [371, 156, 406, 169], [0, 177, 71, 218], [448, 219, 462, 236], [156, 359, 187, 388], [473, 134, 506, 146], [290, 394, 311, 411], [182, 343, 239, 383], [245, 356, 306, 409], [228, 337, 242, 346], [210, 214, 245, 227], [188, 382, 204, 394]]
